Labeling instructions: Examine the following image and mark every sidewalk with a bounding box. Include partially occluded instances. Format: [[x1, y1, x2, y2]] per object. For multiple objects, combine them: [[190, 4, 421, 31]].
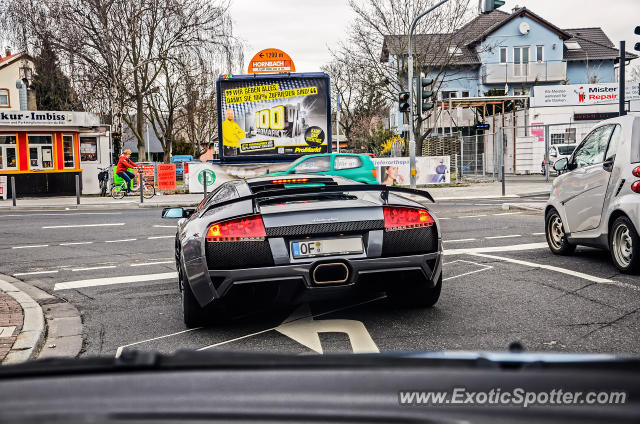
[[0, 180, 552, 210]]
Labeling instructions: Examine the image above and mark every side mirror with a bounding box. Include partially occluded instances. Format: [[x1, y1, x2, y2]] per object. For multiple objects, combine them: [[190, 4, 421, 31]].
[[603, 155, 615, 172], [553, 157, 568, 172], [162, 207, 186, 219]]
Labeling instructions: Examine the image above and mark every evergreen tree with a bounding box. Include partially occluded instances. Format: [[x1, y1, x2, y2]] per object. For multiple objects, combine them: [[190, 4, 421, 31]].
[[31, 39, 83, 111]]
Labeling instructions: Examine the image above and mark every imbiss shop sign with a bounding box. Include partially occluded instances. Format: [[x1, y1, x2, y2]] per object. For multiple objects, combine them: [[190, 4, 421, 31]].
[[531, 82, 640, 107], [0, 111, 100, 126]]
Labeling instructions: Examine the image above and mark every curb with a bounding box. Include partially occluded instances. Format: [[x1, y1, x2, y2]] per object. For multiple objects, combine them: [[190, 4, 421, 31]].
[[0, 201, 199, 211], [0, 276, 45, 364], [502, 202, 545, 212]]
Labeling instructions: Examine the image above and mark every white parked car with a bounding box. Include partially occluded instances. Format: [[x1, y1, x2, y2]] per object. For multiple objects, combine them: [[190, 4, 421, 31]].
[[546, 114, 640, 273], [549, 144, 577, 166]]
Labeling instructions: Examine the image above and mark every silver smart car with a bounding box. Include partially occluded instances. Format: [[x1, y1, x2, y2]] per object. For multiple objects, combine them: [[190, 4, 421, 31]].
[[546, 114, 640, 273]]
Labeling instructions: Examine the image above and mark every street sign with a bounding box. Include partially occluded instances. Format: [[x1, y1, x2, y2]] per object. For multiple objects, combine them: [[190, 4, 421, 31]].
[[475, 123, 490, 130], [248, 48, 295, 74]]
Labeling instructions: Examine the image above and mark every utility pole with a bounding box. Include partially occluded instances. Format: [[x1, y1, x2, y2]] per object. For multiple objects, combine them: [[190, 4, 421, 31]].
[[408, 0, 451, 188], [620, 40, 626, 117], [336, 93, 341, 153]]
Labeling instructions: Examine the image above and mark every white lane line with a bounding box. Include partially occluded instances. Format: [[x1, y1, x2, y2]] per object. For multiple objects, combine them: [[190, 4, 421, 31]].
[[0, 212, 122, 217], [444, 242, 547, 256], [458, 214, 487, 219], [470, 252, 639, 290], [443, 238, 477, 243], [485, 234, 522, 240], [492, 212, 523, 216], [71, 265, 117, 272], [13, 270, 59, 276], [153, 225, 176, 228], [438, 217, 451, 220], [532, 232, 545, 235], [148, 235, 174, 239], [60, 241, 94, 246], [104, 238, 137, 243], [42, 223, 125, 229], [12, 244, 49, 249], [54, 271, 177, 291], [115, 327, 204, 358], [130, 261, 174, 267]]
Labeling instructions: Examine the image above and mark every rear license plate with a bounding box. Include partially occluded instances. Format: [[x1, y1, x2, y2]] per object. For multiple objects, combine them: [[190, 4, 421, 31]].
[[291, 237, 363, 259]]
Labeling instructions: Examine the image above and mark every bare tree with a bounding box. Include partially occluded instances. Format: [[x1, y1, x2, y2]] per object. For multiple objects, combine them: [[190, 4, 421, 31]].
[[329, 0, 473, 154], [1, 0, 241, 159]]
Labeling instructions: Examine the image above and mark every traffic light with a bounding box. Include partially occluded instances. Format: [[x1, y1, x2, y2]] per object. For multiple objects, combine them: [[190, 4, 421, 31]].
[[483, 0, 505, 13], [398, 92, 410, 112], [417, 77, 435, 114], [635, 26, 640, 52]]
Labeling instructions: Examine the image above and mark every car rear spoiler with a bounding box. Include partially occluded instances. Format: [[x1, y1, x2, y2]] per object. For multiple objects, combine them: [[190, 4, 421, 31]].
[[203, 184, 435, 215]]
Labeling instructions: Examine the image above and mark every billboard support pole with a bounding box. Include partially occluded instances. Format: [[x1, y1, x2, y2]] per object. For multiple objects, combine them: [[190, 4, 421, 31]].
[[620, 41, 626, 117]]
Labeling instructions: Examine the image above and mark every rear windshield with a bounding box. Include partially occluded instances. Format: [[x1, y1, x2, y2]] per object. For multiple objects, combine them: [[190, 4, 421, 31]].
[[557, 145, 576, 155]]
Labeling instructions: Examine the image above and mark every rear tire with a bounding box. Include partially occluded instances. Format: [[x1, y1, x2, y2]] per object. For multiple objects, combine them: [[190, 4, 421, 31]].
[[143, 183, 155, 199], [388, 274, 442, 308], [181, 268, 209, 328], [609, 216, 640, 274], [545, 208, 575, 255]]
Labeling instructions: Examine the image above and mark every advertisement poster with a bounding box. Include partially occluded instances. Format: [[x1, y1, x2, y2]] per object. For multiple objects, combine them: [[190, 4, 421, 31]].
[[373, 156, 450, 186], [416, 156, 450, 185], [157, 164, 176, 190], [531, 82, 640, 107], [373, 158, 410, 186], [217, 73, 331, 161]]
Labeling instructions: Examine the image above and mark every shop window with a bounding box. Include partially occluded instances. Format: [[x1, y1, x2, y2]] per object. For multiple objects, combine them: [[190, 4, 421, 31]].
[[27, 134, 54, 169], [80, 137, 98, 162], [63, 135, 75, 168], [0, 135, 17, 169], [0, 89, 8, 107]]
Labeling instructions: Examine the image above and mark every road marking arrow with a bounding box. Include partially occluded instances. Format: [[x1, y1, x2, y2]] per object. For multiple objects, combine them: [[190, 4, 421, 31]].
[[275, 304, 379, 354]]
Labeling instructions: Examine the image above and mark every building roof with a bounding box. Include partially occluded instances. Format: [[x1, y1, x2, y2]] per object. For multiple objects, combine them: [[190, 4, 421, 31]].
[[381, 8, 636, 66], [562, 28, 637, 62], [0, 52, 28, 70]]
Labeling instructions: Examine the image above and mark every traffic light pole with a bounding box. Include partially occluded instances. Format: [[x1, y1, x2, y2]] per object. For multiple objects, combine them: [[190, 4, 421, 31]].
[[408, 0, 451, 188]]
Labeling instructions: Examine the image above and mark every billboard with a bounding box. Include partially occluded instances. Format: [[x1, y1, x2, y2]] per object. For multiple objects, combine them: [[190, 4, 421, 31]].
[[372, 156, 450, 186], [217, 73, 331, 162], [531, 82, 640, 108]]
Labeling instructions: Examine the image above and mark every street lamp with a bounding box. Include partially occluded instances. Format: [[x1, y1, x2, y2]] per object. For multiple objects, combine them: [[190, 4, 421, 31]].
[[408, 0, 451, 188]]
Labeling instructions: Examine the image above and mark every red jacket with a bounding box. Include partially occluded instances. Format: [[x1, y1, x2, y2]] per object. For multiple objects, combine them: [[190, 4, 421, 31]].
[[116, 155, 138, 173]]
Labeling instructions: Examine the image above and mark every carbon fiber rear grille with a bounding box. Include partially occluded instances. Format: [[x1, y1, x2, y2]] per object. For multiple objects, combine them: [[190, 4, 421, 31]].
[[206, 241, 274, 270], [382, 226, 438, 256], [266, 220, 384, 237], [266, 219, 384, 237]]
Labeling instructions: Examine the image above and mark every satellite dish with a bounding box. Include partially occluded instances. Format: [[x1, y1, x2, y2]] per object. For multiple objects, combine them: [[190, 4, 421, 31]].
[[519, 22, 531, 35]]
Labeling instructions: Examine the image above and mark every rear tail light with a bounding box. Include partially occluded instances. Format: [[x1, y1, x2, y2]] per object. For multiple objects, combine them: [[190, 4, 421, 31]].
[[383, 207, 434, 231], [632, 181, 640, 194], [632, 166, 640, 178], [371, 168, 377, 178], [206, 215, 266, 242], [271, 178, 309, 184]]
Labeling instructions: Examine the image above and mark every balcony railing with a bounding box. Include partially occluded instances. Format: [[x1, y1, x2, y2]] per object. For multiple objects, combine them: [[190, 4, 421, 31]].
[[482, 61, 567, 84]]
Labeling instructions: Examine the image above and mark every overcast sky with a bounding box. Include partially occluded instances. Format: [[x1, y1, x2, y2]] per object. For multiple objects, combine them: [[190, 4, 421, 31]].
[[230, 0, 640, 72]]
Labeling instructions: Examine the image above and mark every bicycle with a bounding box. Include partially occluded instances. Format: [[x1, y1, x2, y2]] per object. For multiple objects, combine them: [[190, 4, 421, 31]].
[[97, 166, 110, 197], [110, 167, 155, 199]]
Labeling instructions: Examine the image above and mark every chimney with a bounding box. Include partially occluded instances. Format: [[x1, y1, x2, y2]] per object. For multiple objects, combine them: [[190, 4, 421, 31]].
[[4, 47, 11, 57]]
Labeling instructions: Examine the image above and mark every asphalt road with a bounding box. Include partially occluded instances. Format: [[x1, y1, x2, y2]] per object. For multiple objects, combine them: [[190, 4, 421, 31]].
[[1, 197, 639, 358]]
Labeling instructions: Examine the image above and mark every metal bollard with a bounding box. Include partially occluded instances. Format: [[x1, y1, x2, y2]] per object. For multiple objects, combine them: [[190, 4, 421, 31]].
[[203, 173, 207, 200], [11, 176, 16, 207], [75, 174, 80, 205]]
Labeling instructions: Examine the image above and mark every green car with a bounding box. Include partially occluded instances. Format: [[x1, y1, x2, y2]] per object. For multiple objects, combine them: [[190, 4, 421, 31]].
[[268, 153, 378, 184]]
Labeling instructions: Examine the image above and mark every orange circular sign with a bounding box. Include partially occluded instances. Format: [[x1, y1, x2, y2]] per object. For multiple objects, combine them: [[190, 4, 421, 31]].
[[248, 48, 295, 74]]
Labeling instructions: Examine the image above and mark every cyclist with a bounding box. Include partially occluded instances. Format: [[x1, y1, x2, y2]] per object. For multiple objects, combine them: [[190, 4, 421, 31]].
[[116, 149, 139, 195]]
